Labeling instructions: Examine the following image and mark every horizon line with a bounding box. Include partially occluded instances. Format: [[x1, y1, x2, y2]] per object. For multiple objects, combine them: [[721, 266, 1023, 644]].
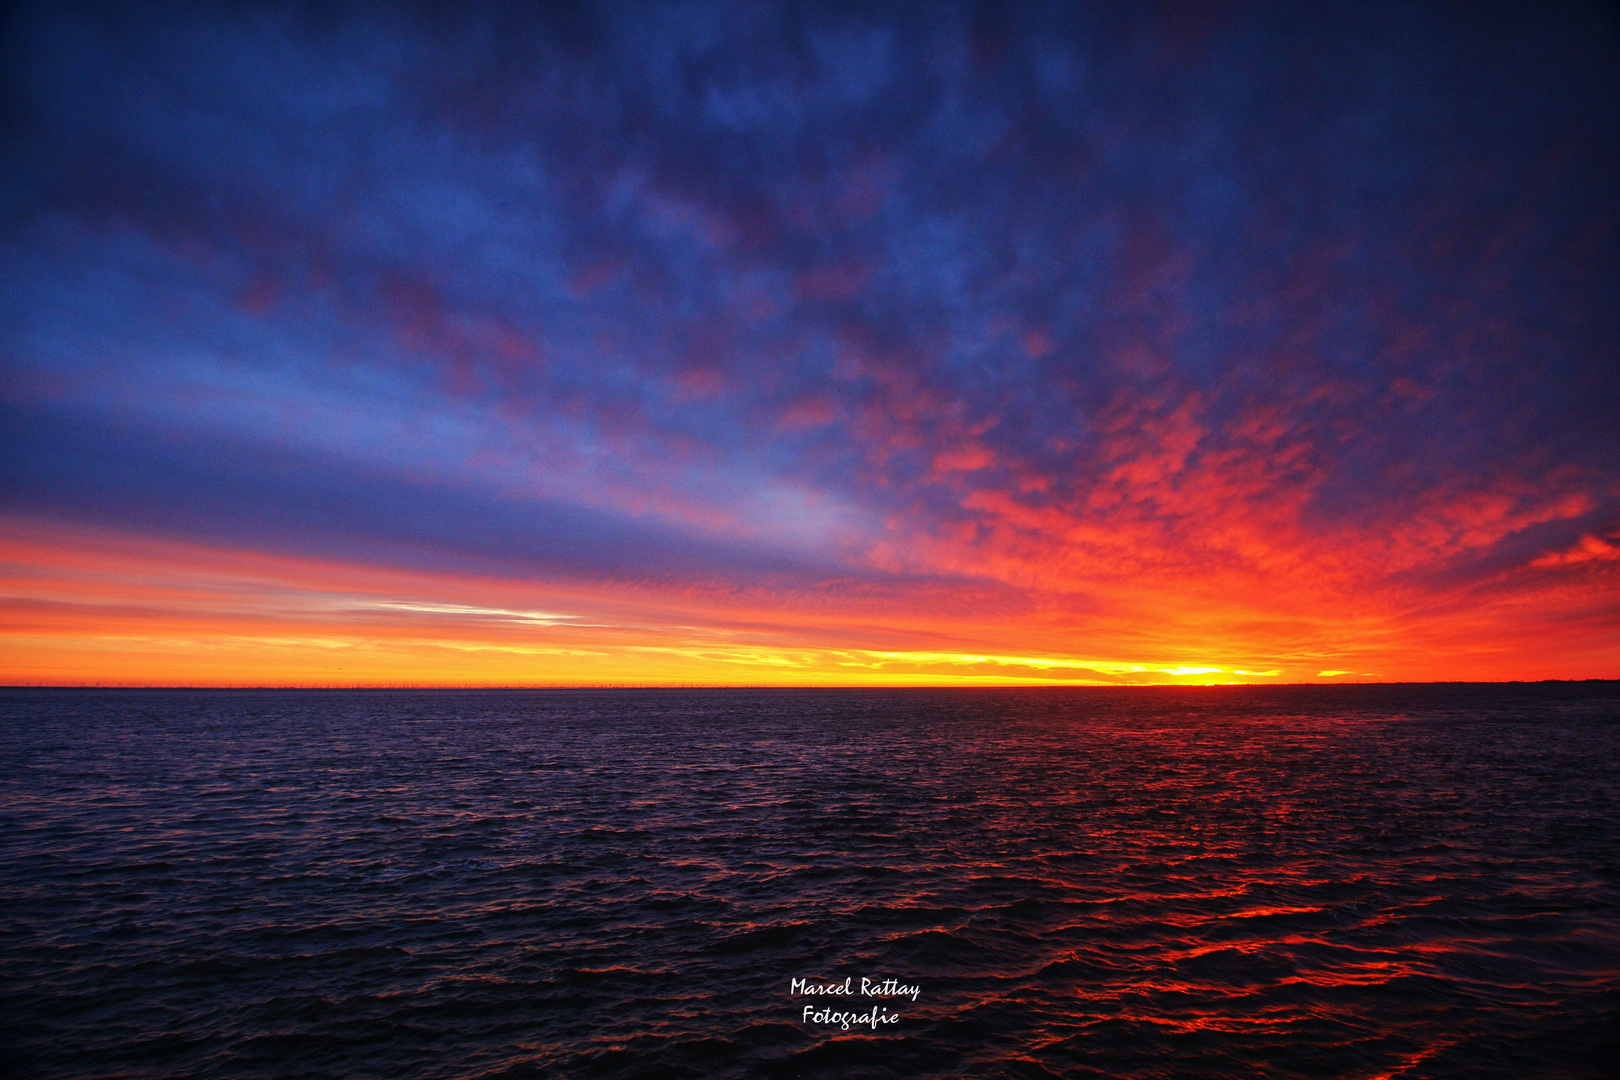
[[2, 680, 1615, 691]]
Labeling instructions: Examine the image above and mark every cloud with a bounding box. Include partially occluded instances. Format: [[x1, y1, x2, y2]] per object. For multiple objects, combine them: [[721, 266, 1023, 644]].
[[1, 0, 1617, 683], [1532, 535, 1620, 569]]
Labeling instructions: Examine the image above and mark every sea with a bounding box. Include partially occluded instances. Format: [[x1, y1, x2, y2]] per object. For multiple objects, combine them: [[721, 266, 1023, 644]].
[[1, 685, 1616, 1079]]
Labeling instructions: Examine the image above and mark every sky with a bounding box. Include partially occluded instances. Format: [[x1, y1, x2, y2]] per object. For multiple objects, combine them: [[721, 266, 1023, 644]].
[[1, 0, 1617, 686]]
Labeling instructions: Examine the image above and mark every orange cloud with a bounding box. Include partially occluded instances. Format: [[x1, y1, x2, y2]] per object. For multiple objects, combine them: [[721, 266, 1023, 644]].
[[5, 495, 1614, 687]]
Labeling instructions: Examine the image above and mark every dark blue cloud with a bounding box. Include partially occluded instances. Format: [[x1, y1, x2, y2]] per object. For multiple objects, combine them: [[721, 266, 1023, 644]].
[[0, 398, 1037, 622], [2, 0, 1616, 610]]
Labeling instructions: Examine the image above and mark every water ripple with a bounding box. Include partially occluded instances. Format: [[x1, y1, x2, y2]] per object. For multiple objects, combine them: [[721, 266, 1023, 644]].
[[1, 685, 1617, 1078]]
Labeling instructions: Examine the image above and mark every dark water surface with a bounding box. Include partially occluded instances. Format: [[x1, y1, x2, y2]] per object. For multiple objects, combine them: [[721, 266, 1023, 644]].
[[2, 686, 1617, 1079]]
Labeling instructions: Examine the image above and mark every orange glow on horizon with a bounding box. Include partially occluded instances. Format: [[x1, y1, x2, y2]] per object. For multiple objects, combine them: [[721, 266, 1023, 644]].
[[3, 517, 1612, 687]]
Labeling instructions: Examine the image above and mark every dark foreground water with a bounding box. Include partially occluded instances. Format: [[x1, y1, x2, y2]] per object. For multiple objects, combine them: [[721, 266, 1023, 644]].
[[2, 686, 1617, 1079]]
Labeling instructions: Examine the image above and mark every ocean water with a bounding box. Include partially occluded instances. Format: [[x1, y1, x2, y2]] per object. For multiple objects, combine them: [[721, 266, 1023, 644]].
[[1, 685, 1616, 1079]]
